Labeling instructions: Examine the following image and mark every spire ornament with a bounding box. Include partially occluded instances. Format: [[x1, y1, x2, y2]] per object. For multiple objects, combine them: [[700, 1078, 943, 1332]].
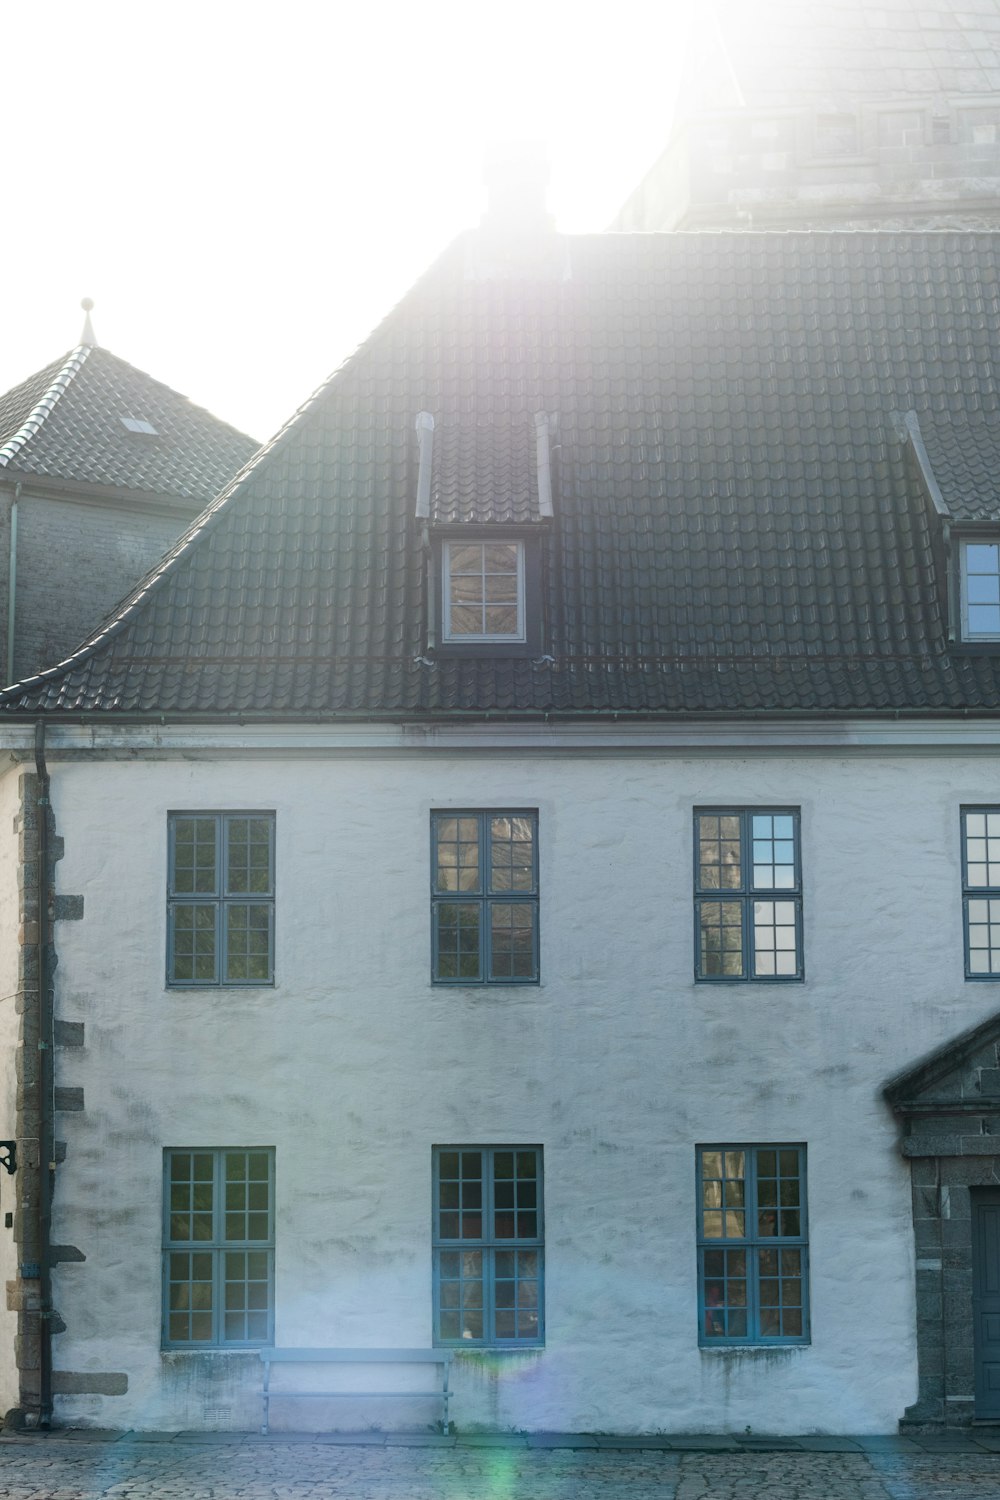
[[79, 298, 97, 348]]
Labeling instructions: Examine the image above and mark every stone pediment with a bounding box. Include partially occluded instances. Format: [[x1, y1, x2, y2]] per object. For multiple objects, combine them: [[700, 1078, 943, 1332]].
[[884, 1010, 1000, 1118]]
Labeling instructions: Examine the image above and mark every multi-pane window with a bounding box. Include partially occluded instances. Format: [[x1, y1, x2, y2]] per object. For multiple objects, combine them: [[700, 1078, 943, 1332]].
[[694, 809, 802, 980], [167, 813, 275, 985], [960, 542, 1000, 641], [442, 542, 525, 642], [962, 808, 1000, 977], [162, 1148, 274, 1347], [697, 1145, 809, 1346], [431, 812, 538, 983], [433, 1146, 543, 1347]]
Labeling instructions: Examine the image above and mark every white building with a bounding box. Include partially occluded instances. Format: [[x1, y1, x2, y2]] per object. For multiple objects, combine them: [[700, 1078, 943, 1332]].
[[1, 217, 999, 1435]]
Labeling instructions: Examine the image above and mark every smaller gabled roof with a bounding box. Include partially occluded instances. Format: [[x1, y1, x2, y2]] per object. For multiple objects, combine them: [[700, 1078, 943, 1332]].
[[908, 413, 1000, 525], [0, 343, 257, 502], [430, 414, 546, 526]]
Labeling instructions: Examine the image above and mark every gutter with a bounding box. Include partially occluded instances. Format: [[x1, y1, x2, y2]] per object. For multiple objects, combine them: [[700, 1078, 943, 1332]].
[[33, 721, 53, 1426]]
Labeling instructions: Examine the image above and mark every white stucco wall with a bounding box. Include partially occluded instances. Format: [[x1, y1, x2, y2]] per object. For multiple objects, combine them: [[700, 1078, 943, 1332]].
[[0, 768, 23, 1410], [30, 738, 1000, 1433]]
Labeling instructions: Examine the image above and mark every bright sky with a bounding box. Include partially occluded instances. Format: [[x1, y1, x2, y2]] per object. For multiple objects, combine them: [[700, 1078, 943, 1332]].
[[1, 1, 691, 442]]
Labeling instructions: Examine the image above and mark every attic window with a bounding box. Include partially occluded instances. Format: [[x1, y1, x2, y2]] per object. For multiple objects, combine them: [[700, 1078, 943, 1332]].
[[120, 416, 158, 435], [961, 541, 1000, 640], [442, 541, 525, 643]]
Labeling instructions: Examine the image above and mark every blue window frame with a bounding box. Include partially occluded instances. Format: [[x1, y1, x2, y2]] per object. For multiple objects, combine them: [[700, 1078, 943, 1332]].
[[694, 809, 802, 981], [697, 1145, 809, 1347], [960, 541, 1000, 641], [962, 808, 1000, 978], [167, 813, 275, 986], [433, 1146, 544, 1347], [431, 812, 538, 983], [162, 1148, 275, 1348]]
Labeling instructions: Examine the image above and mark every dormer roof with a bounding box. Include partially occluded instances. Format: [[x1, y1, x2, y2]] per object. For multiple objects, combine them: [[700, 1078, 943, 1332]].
[[429, 414, 549, 527], [907, 413, 1000, 525]]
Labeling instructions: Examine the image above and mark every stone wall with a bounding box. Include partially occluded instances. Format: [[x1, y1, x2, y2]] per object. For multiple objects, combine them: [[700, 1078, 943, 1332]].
[[614, 100, 1000, 231], [0, 487, 196, 687]]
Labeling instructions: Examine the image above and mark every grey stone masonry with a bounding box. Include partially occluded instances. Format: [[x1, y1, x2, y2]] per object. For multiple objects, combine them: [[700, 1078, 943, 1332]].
[[5, 487, 198, 684], [884, 1015, 1000, 1429], [6, 771, 117, 1425], [9, 771, 51, 1417], [614, 100, 1000, 231]]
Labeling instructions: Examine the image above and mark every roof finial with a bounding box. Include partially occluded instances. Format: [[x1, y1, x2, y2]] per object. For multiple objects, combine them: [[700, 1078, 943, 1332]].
[[79, 297, 97, 348]]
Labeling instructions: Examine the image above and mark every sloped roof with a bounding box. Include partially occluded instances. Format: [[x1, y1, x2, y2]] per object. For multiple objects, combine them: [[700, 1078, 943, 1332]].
[[6, 230, 1000, 719], [431, 415, 543, 526], [910, 415, 1000, 523], [0, 343, 257, 502], [687, 1, 1000, 114]]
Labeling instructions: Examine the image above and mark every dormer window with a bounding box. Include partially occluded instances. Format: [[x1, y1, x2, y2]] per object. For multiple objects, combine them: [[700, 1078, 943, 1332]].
[[961, 541, 1000, 640], [443, 541, 525, 643], [414, 410, 552, 657]]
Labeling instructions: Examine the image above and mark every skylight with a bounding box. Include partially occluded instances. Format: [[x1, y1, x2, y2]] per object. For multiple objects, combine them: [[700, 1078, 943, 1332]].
[[120, 416, 158, 435]]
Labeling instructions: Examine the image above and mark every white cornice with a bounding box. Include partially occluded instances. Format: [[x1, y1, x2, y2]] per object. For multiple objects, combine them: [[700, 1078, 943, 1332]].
[[4, 717, 1000, 760]]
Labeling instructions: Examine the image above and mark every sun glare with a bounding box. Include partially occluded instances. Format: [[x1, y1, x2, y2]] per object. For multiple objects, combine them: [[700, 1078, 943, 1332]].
[[0, 0, 692, 440]]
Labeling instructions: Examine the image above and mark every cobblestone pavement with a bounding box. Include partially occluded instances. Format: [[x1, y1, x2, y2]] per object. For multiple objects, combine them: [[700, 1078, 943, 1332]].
[[0, 1435, 994, 1500]]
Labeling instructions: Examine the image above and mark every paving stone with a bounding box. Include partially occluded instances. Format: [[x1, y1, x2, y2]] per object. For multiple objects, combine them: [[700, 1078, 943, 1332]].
[[173, 1430, 246, 1443], [384, 1433, 456, 1446], [244, 1429, 331, 1443], [797, 1436, 865, 1451], [912, 1435, 985, 1451], [595, 1434, 677, 1448], [853, 1434, 925, 1451], [0, 1433, 994, 1499], [527, 1431, 598, 1447], [668, 1434, 739, 1450], [44, 1427, 129, 1441], [736, 1436, 803, 1450], [457, 1430, 529, 1446]]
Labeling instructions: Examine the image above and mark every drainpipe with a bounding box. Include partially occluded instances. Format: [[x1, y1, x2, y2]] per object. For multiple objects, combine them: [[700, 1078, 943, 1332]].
[[33, 720, 53, 1427], [7, 482, 20, 686]]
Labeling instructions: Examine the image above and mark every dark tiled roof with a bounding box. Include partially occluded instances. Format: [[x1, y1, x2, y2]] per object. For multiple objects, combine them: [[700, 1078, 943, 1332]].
[[912, 416, 1000, 523], [431, 415, 542, 525], [7, 230, 1000, 719], [0, 344, 257, 501], [0, 354, 73, 453]]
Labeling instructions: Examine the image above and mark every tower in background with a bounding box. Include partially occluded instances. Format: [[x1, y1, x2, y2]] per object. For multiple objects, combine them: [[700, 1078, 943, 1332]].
[[613, 1, 1000, 231]]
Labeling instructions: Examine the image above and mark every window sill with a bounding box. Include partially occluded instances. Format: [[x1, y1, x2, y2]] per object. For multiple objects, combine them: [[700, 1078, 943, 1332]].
[[161, 1347, 264, 1357], [165, 984, 277, 993], [699, 1343, 808, 1354], [430, 983, 543, 995], [695, 977, 804, 986], [444, 1345, 545, 1356]]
